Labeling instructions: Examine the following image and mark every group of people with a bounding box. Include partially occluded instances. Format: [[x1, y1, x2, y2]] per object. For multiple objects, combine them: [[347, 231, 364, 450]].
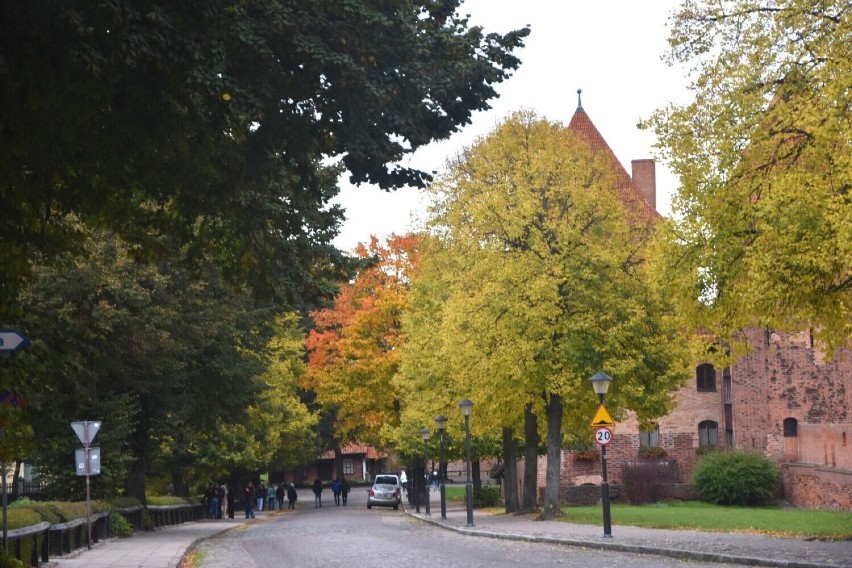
[[204, 483, 233, 519], [311, 477, 350, 507], [241, 481, 298, 518]]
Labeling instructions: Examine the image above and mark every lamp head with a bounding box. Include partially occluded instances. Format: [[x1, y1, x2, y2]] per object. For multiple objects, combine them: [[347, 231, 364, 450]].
[[420, 427, 430, 441], [589, 371, 613, 397], [434, 415, 447, 431], [458, 398, 474, 417]]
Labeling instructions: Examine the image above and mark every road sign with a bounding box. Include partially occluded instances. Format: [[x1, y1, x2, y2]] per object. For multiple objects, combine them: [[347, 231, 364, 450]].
[[0, 391, 24, 410], [75, 447, 101, 476], [71, 421, 101, 446], [591, 405, 616, 427], [0, 330, 29, 352], [595, 427, 613, 446]]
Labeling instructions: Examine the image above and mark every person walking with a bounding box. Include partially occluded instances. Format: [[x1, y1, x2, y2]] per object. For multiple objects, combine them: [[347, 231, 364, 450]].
[[227, 482, 235, 519], [341, 478, 350, 506], [244, 482, 256, 519], [312, 478, 323, 508], [267, 483, 277, 511], [400, 470, 408, 496], [217, 484, 227, 519], [206, 483, 219, 519], [276, 482, 285, 511], [287, 483, 298, 510], [256, 482, 265, 512], [331, 478, 342, 506]]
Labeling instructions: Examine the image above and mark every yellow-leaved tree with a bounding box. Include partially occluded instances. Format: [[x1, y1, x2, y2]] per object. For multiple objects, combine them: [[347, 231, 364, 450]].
[[398, 111, 691, 518]]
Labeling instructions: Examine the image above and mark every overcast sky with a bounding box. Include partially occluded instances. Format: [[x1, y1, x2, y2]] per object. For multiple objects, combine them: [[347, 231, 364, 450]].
[[331, 0, 690, 252]]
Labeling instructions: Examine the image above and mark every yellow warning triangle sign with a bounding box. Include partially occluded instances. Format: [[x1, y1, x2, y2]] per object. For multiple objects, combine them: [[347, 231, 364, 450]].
[[591, 405, 616, 427]]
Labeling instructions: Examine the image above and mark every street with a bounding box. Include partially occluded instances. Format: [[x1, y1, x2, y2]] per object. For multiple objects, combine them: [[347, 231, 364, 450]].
[[195, 488, 725, 568]]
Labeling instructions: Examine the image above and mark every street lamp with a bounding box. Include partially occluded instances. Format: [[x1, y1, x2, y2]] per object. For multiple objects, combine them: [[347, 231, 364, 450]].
[[420, 427, 431, 516], [458, 398, 474, 527], [434, 415, 447, 519], [589, 371, 613, 538]]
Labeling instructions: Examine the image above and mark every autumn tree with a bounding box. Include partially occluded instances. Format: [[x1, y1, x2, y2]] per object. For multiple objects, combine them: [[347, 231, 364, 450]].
[[304, 235, 420, 462], [645, 0, 851, 353], [401, 111, 690, 518]]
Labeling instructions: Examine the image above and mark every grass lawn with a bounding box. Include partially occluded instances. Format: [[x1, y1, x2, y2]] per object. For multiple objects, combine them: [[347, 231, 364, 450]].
[[443, 487, 851, 540], [560, 502, 852, 540]]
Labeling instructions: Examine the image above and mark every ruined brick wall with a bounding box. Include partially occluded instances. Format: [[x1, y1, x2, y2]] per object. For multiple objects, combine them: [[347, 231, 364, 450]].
[[797, 423, 851, 469], [782, 463, 852, 510]]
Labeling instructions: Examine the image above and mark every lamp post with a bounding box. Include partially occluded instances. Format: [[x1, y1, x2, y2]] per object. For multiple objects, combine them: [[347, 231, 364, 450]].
[[459, 398, 474, 527], [590, 371, 613, 538], [435, 415, 447, 519], [420, 427, 431, 516]]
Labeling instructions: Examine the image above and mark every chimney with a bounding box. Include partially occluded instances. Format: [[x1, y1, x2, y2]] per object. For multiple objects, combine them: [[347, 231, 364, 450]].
[[631, 159, 656, 211]]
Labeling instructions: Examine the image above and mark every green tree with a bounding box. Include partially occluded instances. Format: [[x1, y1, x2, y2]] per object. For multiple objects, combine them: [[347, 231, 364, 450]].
[[401, 111, 690, 518], [0, 0, 529, 317], [645, 0, 851, 354]]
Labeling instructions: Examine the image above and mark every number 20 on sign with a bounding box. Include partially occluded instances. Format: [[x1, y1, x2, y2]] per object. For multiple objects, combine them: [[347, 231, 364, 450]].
[[595, 427, 613, 446]]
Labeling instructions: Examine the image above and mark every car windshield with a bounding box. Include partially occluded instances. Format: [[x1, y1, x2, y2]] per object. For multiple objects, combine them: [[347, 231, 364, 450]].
[[373, 483, 395, 490], [375, 476, 398, 485]]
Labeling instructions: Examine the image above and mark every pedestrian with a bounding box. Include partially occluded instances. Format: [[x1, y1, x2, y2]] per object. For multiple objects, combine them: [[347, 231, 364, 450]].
[[217, 484, 227, 519], [267, 483, 277, 511], [276, 482, 285, 511], [244, 482, 256, 518], [287, 483, 298, 510], [312, 478, 323, 508], [400, 470, 408, 496], [331, 478, 342, 506], [341, 478, 350, 506], [256, 482, 265, 512], [205, 483, 219, 519], [227, 482, 235, 519]]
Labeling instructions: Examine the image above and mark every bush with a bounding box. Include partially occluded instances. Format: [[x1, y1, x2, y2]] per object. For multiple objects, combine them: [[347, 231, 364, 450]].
[[109, 512, 135, 538], [621, 460, 678, 504], [692, 450, 780, 506], [473, 486, 501, 508], [0, 549, 23, 568], [639, 446, 668, 459]]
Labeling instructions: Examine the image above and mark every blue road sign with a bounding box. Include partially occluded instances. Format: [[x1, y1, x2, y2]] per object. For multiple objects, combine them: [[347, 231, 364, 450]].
[[0, 329, 29, 352]]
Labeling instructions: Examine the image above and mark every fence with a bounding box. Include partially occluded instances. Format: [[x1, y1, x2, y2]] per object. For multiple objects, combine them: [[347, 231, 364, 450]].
[[4, 502, 204, 567]]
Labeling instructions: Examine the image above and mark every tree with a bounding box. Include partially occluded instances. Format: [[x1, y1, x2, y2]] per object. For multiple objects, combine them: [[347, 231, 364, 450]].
[[645, 0, 851, 354], [402, 111, 690, 518], [304, 235, 420, 451], [0, 0, 529, 317]]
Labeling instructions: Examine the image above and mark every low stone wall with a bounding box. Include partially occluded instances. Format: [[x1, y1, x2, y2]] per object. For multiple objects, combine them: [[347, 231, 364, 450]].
[[782, 463, 852, 511], [561, 483, 695, 506]]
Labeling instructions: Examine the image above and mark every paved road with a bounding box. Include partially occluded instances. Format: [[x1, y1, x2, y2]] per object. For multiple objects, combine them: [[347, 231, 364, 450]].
[[195, 489, 726, 568]]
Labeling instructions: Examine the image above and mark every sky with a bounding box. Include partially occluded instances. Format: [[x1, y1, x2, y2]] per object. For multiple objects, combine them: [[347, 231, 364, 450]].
[[331, 0, 691, 252]]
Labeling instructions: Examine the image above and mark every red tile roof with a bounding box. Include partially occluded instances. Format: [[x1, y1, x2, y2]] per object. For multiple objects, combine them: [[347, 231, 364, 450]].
[[318, 443, 384, 460]]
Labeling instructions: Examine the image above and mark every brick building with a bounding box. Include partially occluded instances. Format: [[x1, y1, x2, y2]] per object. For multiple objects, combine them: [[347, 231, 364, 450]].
[[537, 96, 851, 511]]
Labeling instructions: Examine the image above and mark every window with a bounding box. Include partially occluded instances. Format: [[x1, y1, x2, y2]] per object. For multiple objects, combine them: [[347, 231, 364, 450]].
[[639, 423, 660, 447], [343, 459, 354, 476], [698, 420, 718, 446], [783, 418, 798, 437], [696, 363, 716, 392]]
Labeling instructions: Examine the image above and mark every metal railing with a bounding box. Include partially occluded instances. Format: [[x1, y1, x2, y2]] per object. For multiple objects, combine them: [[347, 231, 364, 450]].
[[3, 503, 204, 566]]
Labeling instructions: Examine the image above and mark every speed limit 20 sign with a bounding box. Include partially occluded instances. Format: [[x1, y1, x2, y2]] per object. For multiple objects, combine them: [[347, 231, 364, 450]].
[[594, 427, 613, 446]]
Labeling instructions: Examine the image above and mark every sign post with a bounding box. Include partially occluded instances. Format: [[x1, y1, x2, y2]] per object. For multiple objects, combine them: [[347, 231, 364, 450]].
[[0, 390, 25, 553], [72, 421, 101, 550]]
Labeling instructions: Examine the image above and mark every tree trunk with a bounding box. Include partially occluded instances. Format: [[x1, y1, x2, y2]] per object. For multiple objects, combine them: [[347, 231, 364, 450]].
[[542, 392, 563, 520], [502, 427, 519, 513], [11, 460, 22, 499], [171, 470, 190, 497], [521, 403, 539, 513], [124, 460, 147, 505]]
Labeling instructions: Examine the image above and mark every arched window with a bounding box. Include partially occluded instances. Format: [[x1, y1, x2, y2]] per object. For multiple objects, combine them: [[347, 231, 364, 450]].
[[696, 363, 716, 392], [698, 420, 718, 446], [783, 418, 798, 437]]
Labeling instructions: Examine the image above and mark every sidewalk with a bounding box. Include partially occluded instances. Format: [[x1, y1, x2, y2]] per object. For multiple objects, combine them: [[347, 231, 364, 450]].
[[50, 512, 274, 568], [409, 497, 852, 568], [47, 496, 851, 568]]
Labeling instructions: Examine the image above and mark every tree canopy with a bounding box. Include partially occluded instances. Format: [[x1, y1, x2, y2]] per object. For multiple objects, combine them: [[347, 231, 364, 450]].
[[645, 0, 851, 353], [0, 0, 529, 315]]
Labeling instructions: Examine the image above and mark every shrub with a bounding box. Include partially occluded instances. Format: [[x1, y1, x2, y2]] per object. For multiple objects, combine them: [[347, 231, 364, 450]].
[[109, 512, 135, 538], [0, 549, 23, 568], [621, 460, 678, 504], [473, 486, 501, 508], [639, 446, 668, 459], [692, 450, 781, 506]]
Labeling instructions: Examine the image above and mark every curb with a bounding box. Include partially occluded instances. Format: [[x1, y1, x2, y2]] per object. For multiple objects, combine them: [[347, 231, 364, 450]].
[[407, 510, 840, 568]]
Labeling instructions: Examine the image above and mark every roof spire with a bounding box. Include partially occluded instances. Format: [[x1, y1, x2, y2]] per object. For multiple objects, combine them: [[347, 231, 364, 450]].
[[577, 88, 583, 111]]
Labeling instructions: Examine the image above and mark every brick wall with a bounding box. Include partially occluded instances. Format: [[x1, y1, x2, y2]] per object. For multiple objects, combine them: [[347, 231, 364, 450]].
[[782, 463, 852, 510]]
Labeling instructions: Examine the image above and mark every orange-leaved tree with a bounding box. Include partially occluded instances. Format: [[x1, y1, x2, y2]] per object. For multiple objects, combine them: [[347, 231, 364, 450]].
[[304, 234, 420, 452]]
